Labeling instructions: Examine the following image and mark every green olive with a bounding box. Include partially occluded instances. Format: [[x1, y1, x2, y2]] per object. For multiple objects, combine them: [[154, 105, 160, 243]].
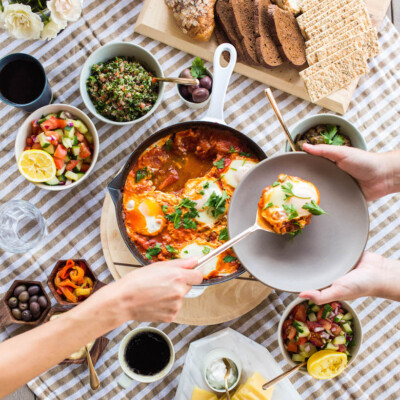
[[12, 308, 22, 320], [19, 302, 28, 311], [18, 291, 30, 303], [13, 285, 27, 297], [8, 297, 18, 309]]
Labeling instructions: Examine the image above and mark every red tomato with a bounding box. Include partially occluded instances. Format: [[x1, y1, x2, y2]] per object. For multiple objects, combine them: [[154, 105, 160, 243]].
[[282, 320, 293, 339], [306, 321, 322, 332], [297, 337, 307, 345], [330, 302, 341, 310], [140, 102, 145, 109], [79, 143, 91, 159], [32, 143, 42, 150], [31, 120, 41, 135], [317, 308, 324, 320], [338, 344, 347, 352], [80, 163, 90, 172], [331, 323, 342, 336], [308, 333, 324, 348], [294, 304, 307, 323], [291, 305, 299, 318], [40, 117, 67, 131], [76, 132, 85, 142], [26, 137, 33, 145], [287, 341, 298, 353], [287, 326, 297, 341], [54, 157, 64, 170], [24, 146, 32, 151], [66, 160, 79, 171], [54, 144, 67, 159], [318, 319, 332, 331]]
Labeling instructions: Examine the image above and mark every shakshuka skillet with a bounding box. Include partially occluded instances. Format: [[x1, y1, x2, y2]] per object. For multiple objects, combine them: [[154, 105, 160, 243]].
[[107, 44, 267, 287]]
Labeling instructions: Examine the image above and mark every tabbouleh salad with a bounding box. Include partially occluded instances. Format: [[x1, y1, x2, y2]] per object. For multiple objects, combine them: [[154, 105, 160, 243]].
[[86, 57, 159, 122]]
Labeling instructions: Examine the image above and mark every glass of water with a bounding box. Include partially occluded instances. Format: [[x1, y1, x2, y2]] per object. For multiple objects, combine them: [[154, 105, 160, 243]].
[[0, 200, 45, 253]]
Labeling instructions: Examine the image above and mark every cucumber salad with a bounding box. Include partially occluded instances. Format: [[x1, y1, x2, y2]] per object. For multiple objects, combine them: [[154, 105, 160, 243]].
[[25, 111, 94, 186], [282, 301, 355, 363]]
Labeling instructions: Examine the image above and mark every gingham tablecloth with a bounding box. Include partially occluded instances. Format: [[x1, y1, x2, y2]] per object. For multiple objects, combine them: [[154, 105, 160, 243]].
[[0, 1, 400, 399]]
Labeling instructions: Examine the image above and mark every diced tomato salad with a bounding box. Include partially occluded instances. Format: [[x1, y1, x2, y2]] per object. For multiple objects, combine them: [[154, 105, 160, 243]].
[[282, 301, 355, 363], [25, 111, 94, 186]]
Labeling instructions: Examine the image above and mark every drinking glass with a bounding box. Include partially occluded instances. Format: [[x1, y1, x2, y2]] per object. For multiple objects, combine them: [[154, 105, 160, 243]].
[[0, 200, 45, 253]]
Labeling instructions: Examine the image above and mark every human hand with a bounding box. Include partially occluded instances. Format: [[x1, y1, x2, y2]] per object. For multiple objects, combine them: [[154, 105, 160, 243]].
[[302, 143, 392, 201]]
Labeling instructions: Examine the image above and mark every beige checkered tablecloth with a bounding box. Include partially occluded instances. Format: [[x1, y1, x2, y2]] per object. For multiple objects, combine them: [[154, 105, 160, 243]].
[[0, 1, 400, 399]]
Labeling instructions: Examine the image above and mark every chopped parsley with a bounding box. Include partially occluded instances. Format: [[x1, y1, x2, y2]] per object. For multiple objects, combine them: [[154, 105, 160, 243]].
[[214, 174, 224, 182], [161, 204, 168, 213], [263, 202, 273, 210], [166, 244, 177, 253], [282, 182, 311, 200], [198, 190, 205, 195], [164, 198, 199, 230], [164, 138, 173, 151], [322, 304, 333, 319], [190, 57, 208, 79], [214, 158, 225, 169], [272, 181, 280, 187], [219, 227, 229, 241], [321, 125, 345, 146], [231, 167, 237, 171], [184, 250, 188, 254], [135, 167, 150, 183], [289, 223, 303, 241], [223, 255, 237, 263], [146, 243, 162, 259], [204, 191, 229, 218], [203, 182, 210, 189], [202, 246, 211, 255], [282, 204, 298, 220], [302, 200, 327, 215], [229, 146, 236, 153], [239, 151, 252, 157]]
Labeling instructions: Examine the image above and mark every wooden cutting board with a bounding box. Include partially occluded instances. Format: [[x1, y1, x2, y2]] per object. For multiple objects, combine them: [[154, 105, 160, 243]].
[[134, 0, 391, 114], [100, 193, 272, 326]]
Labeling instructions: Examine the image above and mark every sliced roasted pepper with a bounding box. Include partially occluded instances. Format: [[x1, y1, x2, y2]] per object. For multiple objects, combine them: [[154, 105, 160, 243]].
[[59, 286, 78, 303], [59, 260, 74, 279], [58, 279, 80, 289], [70, 266, 85, 284], [82, 276, 93, 288], [54, 271, 62, 287], [74, 287, 92, 298]]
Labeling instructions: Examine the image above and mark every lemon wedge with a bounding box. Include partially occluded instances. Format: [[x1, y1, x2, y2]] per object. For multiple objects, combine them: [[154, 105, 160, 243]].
[[18, 150, 56, 183], [307, 350, 347, 379]]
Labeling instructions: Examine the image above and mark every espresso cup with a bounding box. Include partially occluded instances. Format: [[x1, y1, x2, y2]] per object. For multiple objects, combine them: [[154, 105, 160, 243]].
[[0, 53, 52, 112], [118, 327, 175, 389]]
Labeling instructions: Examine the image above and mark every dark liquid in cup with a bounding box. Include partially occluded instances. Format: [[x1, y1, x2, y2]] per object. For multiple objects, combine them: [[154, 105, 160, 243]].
[[0, 60, 45, 104], [124, 331, 171, 376]]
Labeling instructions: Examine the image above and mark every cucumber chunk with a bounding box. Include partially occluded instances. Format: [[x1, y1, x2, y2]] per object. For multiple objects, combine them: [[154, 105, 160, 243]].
[[38, 132, 50, 148], [45, 176, 60, 186], [73, 119, 88, 133], [62, 137, 74, 149], [43, 144, 55, 155], [343, 313, 353, 321], [333, 336, 346, 345], [65, 171, 78, 181], [292, 354, 306, 363], [342, 323, 353, 334], [308, 312, 317, 322], [293, 321, 310, 338], [311, 305, 320, 312], [72, 145, 81, 157], [325, 343, 339, 351]]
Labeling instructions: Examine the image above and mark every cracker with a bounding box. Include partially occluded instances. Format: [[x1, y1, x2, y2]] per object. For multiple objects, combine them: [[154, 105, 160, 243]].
[[299, 0, 327, 12], [302, 50, 369, 102]]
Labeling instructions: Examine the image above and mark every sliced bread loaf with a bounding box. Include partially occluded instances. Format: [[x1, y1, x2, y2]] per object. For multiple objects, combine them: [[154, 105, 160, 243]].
[[254, 0, 284, 68], [230, 0, 260, 65], [266, 4, 306, 67]]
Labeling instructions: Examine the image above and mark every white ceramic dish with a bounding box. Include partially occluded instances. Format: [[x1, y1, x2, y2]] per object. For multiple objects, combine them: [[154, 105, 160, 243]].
[[15, 104, 99, 191], [278, 297, 363, 374], [80, 41, 164, 126], [203, 348, 241, 393], [286, 114, 367, 152]]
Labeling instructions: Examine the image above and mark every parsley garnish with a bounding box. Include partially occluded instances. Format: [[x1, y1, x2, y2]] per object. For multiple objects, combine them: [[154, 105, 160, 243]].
[[161, 204, 168, 213], [135, 167, 150, 183], [214, 175, 224, 182], [219, 227, 229, 241], [146, 243, 162, 259], [203, 182, 210, 189], [263, 202, 273, 210], [214, 158, 225, 169], [321, 125, 345, 146], [282, 204, 298, 220], [272, 181, 280, 187], [322, 304, 333, 319], [166, 245, 177, 253], [164, 198, 199, 230], [239, 151, 252, 157], [223, 255, 237, 263], [231, 167, 237, 171], [190, 57, 207, 79], [282, 182, 311, 200], [202, 246, 211, 255], [204, 191, 229, 218], [184, 250, 188, 254], [289, 223, 303, 241], [164, 138, 173, 151], [198, 190, 205, 195], [302, 200, 327, 215], [229, 146, 236, 153]]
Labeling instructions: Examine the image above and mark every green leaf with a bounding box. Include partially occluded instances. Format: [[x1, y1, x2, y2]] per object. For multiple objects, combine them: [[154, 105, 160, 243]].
[[179, 197, 197, 209], [135, 167, 150, 183], [263, 202, 273, 210], [239, 151, 252, 157], [166, 245, 177, 253], [213, 158, 225, 169], [331, 134, 345, 146], [321, 124, 343, 145], [204, 191, 229, 218], [282, 204, 298, 220], [146, 243, 162, 259], [302, 200, 327, 215], [219, 227, 229, 241], [229, 146, 237, 153], [190, 57, 208, 79], [164, 138, 173, 151], [282, 181, 311, 200], [202, 246, 211, 255], [203, 182, 210, 189], [161, 204, 168, 213], [272, 181, 280, 187], [223, 255, 237, 263]]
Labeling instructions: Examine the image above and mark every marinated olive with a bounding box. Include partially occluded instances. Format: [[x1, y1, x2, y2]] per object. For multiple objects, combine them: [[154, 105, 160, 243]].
[[30, 302, 41, 318], [29, 295, 38, 304], [8, 297, 18, 309], [179, 85, 190, 100], [21, 310, 32, 322], [18, 291, 30, 303], [13, 285, 27, 297], [28, 285, 40, 296], [38, 296, 48, 309], [179, 68, 192, 79], [192, 88, 210, 103], [19, 302, 28, 311], [12, 308, 22, 320], [199, 76, 212, 90], [187, 84, 199, 95]]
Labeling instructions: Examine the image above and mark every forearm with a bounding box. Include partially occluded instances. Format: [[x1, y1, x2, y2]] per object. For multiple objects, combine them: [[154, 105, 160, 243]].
[[383, 150, 400, 196], [373, 257, 400, 302], [0, 284, 122, 398]]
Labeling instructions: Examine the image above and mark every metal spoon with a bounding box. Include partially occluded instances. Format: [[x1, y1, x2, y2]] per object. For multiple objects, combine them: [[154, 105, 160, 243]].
[[153, 76, 199, 86], [264, 88, 297, 152], [86, 345, 100, 390], [195, 207, 273, 270], [222, 358, 232, 400], [262, 361, 306, 390]]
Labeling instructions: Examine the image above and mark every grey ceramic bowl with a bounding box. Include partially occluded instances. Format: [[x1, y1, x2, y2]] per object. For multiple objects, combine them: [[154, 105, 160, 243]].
[[278, 297, 363, 374], [80, 42, 164, 126], [286, 114, 367, 152]]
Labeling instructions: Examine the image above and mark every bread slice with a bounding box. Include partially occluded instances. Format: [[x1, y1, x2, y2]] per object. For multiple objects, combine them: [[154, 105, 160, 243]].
[[230, 0, 260, 65], [254, 0, 284, 68], [215, 0, 246, 61], [302, 50, 369, 102], [266, 4, 306, 67]]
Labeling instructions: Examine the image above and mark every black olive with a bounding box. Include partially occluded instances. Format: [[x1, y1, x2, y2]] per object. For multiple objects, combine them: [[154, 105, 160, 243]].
[[18, 291, 30, 303], [192, 88, 210, 103], [12, 308, 22, 320], [38, 296, 48, 309], [8, 297, 18, 309], [29, 295, 38, 304], [28, 285, 40, 296], [30, 302, 41, 319], [179, 68, 192, 79], [21, 310, 32, 322], [19, 302, 28, 311], [199, 76, 212, 90], [13, 285, 27, 297]]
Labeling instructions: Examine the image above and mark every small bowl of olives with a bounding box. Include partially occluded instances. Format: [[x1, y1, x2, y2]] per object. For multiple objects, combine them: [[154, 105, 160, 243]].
[[0, 280, 51, 327], [177, 57, 213, 110]]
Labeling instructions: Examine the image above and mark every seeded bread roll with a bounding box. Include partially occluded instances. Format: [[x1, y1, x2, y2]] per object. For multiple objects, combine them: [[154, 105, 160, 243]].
[[266, 4, 306, 67]]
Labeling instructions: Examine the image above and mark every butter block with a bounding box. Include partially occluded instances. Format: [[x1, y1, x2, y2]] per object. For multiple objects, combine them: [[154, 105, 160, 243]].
[[190, 387, 218, 400]]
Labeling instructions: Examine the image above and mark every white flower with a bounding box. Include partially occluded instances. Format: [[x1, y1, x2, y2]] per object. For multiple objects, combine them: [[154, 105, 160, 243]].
[[41, 19, 66, 40], [47, 0, 82, 25], [1, 4, 43, 40]]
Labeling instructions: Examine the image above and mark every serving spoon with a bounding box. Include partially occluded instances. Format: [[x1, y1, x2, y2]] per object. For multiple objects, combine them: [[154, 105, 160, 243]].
[[222, 358, 232, 400], [153, 76, 199, 86], [86, 345, 100, 390]]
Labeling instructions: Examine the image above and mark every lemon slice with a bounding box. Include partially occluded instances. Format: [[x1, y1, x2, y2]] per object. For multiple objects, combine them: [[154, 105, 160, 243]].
[[18, 150, 56, 183], [307, 350, 347, 379]]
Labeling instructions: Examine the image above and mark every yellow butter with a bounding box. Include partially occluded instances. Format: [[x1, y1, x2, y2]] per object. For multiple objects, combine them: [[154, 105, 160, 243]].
[[233, 372, 274, 400], [190, 387, 218, 400]]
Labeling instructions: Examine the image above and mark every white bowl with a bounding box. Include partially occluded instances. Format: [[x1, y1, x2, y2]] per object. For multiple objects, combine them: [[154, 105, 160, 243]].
[[177, 68, 212, 110], [278, 297, 363, 374], [203, 348, 242, 393], [286, 114, 367, 152], [15, 104, 99, 191], [80, 41, 164, 126]]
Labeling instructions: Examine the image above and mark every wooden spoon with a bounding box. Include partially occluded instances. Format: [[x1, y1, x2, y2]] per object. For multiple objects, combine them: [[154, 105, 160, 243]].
[[222, 358, 231, 400], [86, 345, 100, 390], [153, 77, 199, 85], [262, 362, 306, 390]]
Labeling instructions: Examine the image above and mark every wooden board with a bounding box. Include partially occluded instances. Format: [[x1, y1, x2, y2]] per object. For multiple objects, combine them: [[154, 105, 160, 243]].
[[100, 193, 271, 326], [134, 0, 391, 114]]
